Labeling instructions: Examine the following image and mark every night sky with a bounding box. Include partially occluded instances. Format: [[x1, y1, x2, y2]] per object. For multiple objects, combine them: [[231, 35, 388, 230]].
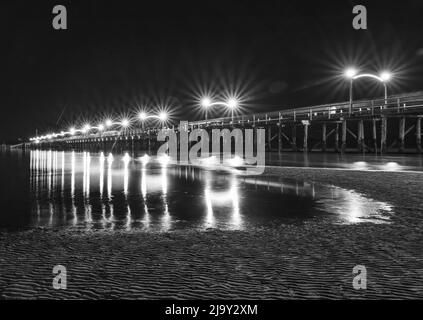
[[1, 0, 423, 143]]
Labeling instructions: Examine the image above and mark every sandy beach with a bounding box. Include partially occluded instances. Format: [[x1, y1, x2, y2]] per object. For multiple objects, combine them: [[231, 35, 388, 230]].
[[1, 167, 422, 299]]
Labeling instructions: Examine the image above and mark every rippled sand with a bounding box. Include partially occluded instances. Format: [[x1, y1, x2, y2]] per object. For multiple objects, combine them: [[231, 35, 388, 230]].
[[1, 167, 422, 299]]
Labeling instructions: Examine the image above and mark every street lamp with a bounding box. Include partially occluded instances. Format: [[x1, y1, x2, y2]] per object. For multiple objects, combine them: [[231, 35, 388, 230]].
[[345, 68, 358, 114], [200, 97, 239, 122], [200, 97, 212, 120], [159, 111, 168, 128], [139, 112, 147, 130], [139, 112, 147, 120], [380, 71, 392, 103], [227, 98, 238, 123], [121, 119, 130, 128], [105, 119, 113, 128], [82, 124, 91, 134], [344, 68, 392, 113]]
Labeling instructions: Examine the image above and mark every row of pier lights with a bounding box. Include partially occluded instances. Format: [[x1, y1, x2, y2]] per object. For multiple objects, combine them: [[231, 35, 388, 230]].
[[30, 68, 392, 143], [344, 68, 392, 114], [30, 111, 169, 142], [30, 97, 241, 143]]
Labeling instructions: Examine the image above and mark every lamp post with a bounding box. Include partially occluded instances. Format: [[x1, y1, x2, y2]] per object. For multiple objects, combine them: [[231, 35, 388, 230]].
[[82, 124, 91, 136], [345, 68, 358, 114], [139, 112, 147, 130], [227, 98, 238, 123], [344, 68, 392, 113], [159, 112, 168, 128], [105, 119, 113, 128], [201, 98, 211, 121], [121, 119, 130, 135], [200, 97, 239, 123], [380, 71, 392, 104], [138, 112, 168, 129]]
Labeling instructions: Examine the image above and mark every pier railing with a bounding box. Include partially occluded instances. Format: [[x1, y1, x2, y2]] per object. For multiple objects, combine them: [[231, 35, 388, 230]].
[[33, 92, 423, 143], [190, 92, 423, 127]]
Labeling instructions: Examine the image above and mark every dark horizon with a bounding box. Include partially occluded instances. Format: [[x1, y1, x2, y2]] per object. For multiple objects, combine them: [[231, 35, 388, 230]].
[[1, 0, 423, 143]]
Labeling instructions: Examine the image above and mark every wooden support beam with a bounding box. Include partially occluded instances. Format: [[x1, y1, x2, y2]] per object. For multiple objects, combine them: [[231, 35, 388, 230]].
[[347, 128, 357, 139], [417, 117, 422, 154], [399, 117, 405, 153], [381, 117, 387, 154], [303, 123, 309, 152], [278, 125, 282, 153], [372, 119, 377, 154], [280, 132, 291, 142], [341, 120, 347, 153], [390, 125, 415, 150], [326, 128, 335, 139], [405, 125, 415, 137], [270, 134, 278, 142], [358, 120, 364, 153], [322, 122, 327, 152], [267, 126, 272, 151], [335, 123, 339, 153], [291, 125, 297, 151]]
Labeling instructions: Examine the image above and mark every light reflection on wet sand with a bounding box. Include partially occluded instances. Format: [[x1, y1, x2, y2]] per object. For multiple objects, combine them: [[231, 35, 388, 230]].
[[28, 151, 393, 232]]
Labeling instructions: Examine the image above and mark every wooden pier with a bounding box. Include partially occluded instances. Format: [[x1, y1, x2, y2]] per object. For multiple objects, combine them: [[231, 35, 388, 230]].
[[31, 92, 423, 155]]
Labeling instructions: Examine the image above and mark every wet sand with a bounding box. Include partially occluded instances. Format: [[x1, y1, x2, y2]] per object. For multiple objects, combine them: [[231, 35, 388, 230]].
[[1, 167, 422, 299]]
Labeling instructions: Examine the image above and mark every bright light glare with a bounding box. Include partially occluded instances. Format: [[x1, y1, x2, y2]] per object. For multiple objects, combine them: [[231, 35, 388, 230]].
[[384, 162, 399, 171], [159, 112, 168, 121], [122, 153, 131, 163], [353, 161, 368, 170], [227, 98, 238, 109], [105, 119, 113, 127], [139, 154, 150, 165], [69, 127, 76, 135], [345, 68, 358, 79], [121, 119, 130, 127], [201, 97, 212, 108], [158, 154, 171, 165], [226, 156, 243, 167], [380, 71, 392, 82], [98, 124, 105, 131], [200, 156, 218, 167], [139, 112, 147, 120], [82, 124, 91, 133]]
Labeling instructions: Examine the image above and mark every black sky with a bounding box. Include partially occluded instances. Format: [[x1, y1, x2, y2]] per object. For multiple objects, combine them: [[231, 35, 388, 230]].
[[1, 0, 423, 142]]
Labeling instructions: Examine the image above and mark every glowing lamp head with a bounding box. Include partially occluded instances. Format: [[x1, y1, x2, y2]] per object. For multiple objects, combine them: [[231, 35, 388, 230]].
[[380, 71, 392, 82], [159, 112, 168, 121], [69, 127, 76, 135], [201, 97, 212, 108], [98, 124, 105, 131], [105, 119, 113, 127], [139, 112, 147, 120], [82, 124, 91, 133], [121, 119, 130, 128], [227, 98, 238, 109], [345, 68, 358, 79]]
